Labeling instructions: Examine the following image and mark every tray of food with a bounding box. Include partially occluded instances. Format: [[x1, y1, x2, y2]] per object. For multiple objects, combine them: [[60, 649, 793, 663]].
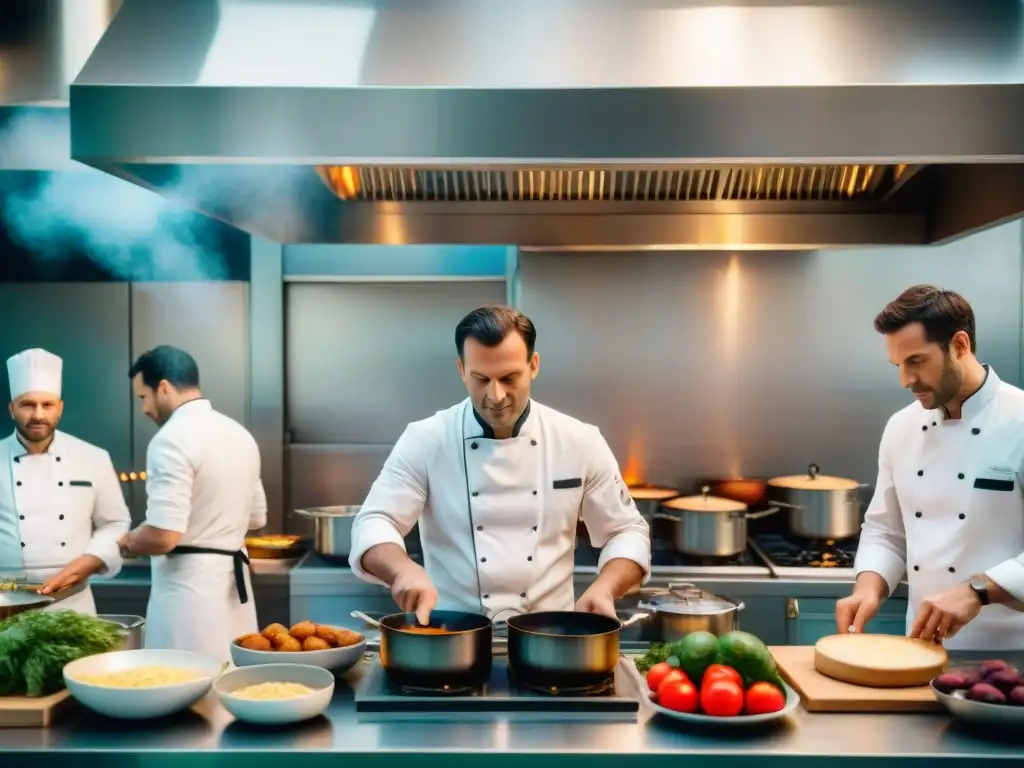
[[244, 535, 309, 560], [932, 659, 1024, 728]]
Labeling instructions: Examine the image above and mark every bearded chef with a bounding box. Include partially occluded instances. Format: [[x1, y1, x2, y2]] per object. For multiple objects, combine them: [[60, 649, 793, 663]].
[[117, 345, 266, 662], [837, 285, 1024, 650], [0, 348, 130, 613], [350, 306, 652, 624]]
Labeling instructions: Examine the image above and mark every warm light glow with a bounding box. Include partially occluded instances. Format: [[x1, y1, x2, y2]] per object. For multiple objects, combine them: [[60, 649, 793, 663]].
[[716, 254, 744, 477], [620, 434, 647, 486]]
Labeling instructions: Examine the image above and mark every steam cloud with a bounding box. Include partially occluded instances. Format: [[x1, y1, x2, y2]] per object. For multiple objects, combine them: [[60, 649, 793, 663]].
[[0, 109, 228, 281]]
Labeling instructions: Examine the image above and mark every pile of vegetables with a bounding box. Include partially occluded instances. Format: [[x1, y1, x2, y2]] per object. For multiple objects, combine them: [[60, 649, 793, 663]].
[[0, 610, 123, 696], [636, 630, 788, 717], [934, 659, 1024, 706]]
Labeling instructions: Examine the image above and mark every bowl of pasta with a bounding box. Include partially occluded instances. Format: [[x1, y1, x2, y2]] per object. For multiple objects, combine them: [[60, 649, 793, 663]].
[[215, 663, 335, 724], [63, 648, 223, 719]]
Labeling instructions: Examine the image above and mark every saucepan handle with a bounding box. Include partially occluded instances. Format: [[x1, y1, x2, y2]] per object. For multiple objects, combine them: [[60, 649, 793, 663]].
[[744, 505, 780, 521]]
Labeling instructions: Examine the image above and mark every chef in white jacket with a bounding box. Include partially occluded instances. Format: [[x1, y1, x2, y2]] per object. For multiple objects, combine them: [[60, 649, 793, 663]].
[[838, 285, 1024, 650], [0, 348, 130, 613], [351, 307, 651, 624], [117, 345, 266, 662]]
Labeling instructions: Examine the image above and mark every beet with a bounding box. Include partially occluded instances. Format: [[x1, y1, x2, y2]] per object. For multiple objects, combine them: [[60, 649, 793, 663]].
[[933, 672, 971, 693], [961, 670, 982, 687], [986, 669, 1020, 694], [967, 682, 1007, 704], [1009, 686, 1024, 706], [977, 660, 1011, 679]]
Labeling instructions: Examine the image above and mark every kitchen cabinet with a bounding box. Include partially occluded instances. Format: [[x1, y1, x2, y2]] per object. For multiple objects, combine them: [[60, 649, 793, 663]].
[[128, 282, 250, 520], [785, 596, 908, 644]]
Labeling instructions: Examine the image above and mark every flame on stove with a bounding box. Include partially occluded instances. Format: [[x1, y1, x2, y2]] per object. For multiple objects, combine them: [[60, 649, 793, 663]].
[[620, 434, 646, 486]]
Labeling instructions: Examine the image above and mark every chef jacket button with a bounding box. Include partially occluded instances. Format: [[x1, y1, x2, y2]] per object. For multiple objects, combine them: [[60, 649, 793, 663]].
[[476, 525, 483, 531], [480, 557, 487, 563], [471, 442, 478, 449], [531, 440, 537, 447], [922, 425, 928, 431], [532, 490, 537, 496], [913, 565, 920, 571], [932, 422, 937, 427], [19, 515, 24, 520], [959, 513, 966, 520], [472, 491, 479, 497], [972, 428, 981, 435], [61, 542, 65, 547], [915, 511, 922, 518], [527, 556, 533, 561], [12, 456, 18, 463], [58, 482, 63, 487], [917, 470, 923, 476], [948, 566, 956, 573], [59, 514, 64, 520], [958, 473, 965, 480], [520, 592, 526, 598], [55, 456, 60, 462], [15, 481, 21, 486], [483, 594, 490, 599], [531, 526, 537, 532]]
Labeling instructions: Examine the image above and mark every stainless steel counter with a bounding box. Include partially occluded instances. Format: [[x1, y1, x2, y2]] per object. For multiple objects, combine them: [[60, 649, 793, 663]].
[[3, 657, 1023, 766]]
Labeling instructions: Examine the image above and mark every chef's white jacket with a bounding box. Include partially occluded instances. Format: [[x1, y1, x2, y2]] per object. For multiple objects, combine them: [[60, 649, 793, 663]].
[[0, 430, 131, 614], [351, 399, 652, 618], [141, 399, 266, 662], [855, 366, 1024, 650]]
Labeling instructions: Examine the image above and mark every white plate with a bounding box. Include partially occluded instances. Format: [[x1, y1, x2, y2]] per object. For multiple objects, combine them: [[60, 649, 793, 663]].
[[647, 682, 801, 727], [931, 671, 1024, 728], [215, 663, 334, 725], [231, 627, 366, 673], [63, 648, 222, 720]]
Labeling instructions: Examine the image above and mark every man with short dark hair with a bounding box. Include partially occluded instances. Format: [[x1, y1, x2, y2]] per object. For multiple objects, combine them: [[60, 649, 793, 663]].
[[837, 285, 1024, 649], [119, 345, 267, 662], [351, 306, 651, 624]]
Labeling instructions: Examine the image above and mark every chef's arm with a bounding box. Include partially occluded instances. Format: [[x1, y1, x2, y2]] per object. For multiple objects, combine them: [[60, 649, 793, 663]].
[[120, 436, 190, 556], [983, 466, 1024, 607], [853, 418, 907, 599], [249, 479, 268, 532], [351, 425, 431, 586], [83, 450, 132, 576], [580, 427, 652, 594]]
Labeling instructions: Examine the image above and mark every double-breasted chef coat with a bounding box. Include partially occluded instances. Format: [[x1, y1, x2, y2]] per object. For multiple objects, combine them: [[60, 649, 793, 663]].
[[141, 399, 267, 663], [350, 399, 652, 619], [0, 430, 131, 614], [855, 366, 1024, 650]]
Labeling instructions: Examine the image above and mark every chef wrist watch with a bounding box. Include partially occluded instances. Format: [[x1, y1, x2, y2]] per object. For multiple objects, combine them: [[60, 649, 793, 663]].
[[968, 575, 990, 606]]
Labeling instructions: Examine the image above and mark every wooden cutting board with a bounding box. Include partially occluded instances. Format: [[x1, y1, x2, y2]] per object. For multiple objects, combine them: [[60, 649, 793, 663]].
[[0, 689, 76, 727], [769, 645, 942, 713]]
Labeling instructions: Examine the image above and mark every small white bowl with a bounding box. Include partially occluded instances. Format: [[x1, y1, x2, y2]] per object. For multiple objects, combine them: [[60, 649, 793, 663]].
[[63, 648, 222, 719], [231, 630, 366, 674], [215, 663, 334, 725]]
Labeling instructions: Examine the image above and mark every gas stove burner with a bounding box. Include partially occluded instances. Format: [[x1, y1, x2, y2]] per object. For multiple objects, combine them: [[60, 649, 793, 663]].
[[509, 673, 614, 697], [391, 682, 481, 697], [752, 532, 858, 569]]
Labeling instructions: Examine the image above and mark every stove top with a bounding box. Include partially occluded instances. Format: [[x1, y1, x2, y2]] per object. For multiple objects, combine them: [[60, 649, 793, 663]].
[[750, 532, 859, 580], [576, 539, 771, 577], [355, 657, 640, 721]]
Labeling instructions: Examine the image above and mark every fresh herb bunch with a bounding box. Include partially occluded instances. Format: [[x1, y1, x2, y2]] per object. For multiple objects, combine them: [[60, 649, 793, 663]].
[[0, 610, 123, 696], [634, 642, 672, 673]]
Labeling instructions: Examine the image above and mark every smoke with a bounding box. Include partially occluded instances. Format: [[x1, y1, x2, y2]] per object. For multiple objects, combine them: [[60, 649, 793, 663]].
[[0, 109, 228, 281]]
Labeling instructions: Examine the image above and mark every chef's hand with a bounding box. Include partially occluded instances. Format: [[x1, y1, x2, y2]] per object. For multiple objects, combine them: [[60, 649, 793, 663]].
[[391, 562, 437, 626], [576, 584, 618, 619], [835, 589, 882, 634], [910, 583, 982, 643], [40, 555, 103, 594]]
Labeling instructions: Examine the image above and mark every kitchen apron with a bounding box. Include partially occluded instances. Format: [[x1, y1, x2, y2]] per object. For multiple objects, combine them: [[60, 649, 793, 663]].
[[901, 393, 1024, 650], [460, 404, 571, 621], [145, 546, 256, 663]]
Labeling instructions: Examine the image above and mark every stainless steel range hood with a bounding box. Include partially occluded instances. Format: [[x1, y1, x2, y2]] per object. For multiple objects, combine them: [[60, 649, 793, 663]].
[[70, 0, 1024, 249]]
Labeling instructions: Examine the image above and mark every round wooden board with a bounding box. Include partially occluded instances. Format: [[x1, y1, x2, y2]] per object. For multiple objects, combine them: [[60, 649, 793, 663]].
[[814, 633, 948, 688]]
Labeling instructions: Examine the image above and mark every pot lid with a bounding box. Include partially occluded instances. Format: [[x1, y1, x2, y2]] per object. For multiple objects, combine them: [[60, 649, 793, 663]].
[[628, 484, 679, 501], [642, 591, 739, 617], [768, 462, 858, 491], [661, 486, 746, 513]]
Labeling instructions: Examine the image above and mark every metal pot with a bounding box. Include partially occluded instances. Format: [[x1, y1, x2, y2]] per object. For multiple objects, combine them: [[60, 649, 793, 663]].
[[356, 609, 493, 690], [627, 484, 680, 521], [637, 582, 744, 640], [504, 611, 649, 691], [295, 505, 358, 561], [655, 487, 778, 556], [767, 463, 866, 540], [98, 614, 146, 650]]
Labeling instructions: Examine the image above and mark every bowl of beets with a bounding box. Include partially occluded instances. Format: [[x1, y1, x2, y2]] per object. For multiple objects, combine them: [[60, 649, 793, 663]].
[[931, 660, 1024, 727]]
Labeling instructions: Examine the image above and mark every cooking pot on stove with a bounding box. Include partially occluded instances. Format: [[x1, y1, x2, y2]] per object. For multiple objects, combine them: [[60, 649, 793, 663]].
[[627, 484, 680, 521], [767, 463, 867, 540], [655, 487, 778, 557], [636, 582, 744, 640]]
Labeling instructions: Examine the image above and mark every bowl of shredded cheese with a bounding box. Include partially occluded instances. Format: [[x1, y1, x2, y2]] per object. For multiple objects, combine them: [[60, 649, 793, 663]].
[[215, 663, 335, 724], [63, 649, 222, 719]]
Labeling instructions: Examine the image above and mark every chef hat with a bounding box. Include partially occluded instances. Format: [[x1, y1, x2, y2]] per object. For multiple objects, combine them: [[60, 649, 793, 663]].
[[6, 348, 63, 400]]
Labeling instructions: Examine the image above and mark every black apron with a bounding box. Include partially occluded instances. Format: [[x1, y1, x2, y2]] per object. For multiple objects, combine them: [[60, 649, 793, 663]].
[[167, 545, 251, 605]]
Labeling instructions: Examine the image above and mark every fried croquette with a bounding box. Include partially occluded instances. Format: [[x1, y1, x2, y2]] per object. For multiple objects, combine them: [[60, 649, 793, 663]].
[[272, 633, 303, 652], [333, 628, 363, 648], [237, 633, 273, 651], [302, 636, 331, 651], [261, 623, 288, 639], [290, 621, 317, 640], [314, 624, 338, 645]]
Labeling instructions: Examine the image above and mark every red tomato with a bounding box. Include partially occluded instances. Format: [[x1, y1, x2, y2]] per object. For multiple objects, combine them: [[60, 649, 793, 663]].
[[745, 682, 786, 715], [646, 662, 686, 692], [700, 679, 745, 717], [702, 664, 743, 688], [657, 678, 699, 713]]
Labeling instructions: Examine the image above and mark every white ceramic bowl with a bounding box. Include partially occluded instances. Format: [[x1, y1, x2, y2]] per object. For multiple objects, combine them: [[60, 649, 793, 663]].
[[215, 663, 335, 725], [931, 669, 1024, 728], [231, 630, 366, 673], [647, 682, 802, 727], [63, 648, 222, 719]]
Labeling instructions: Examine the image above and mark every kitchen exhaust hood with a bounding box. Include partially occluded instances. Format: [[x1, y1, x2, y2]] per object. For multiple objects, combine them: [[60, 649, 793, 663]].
[[70, 0, 1024, 249]]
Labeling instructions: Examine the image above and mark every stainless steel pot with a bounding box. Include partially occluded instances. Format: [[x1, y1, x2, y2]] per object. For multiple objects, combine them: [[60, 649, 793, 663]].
[[767, 463, 866, 540], [627, 484, 680, 522], [655, 487, 778, 556], [295, 505, 358, 561], [98, 614, 146, 650], [637, 582, 744, 640]]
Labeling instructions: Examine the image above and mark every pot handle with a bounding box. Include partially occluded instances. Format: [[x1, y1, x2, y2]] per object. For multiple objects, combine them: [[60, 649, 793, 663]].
[[770, 499, 803, 511], [741, 505, 780, 521]]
